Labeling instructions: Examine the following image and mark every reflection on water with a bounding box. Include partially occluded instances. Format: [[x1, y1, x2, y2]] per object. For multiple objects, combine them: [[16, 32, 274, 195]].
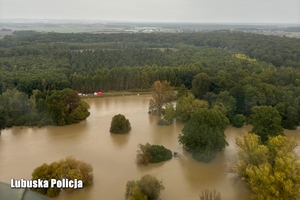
[[110, 133, 131, 148], [1, 94, 285, 200]]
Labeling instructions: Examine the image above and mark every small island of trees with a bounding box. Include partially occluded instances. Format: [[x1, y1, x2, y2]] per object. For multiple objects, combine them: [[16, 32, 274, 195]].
[[110, 114, 131, 134], [31, 156, 93, 197], [125, 174, 165, 200], [136, 143, 173, 166], [178, 107, 229, 162]]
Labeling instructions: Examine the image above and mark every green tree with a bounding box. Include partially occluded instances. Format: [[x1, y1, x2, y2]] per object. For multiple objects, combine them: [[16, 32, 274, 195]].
[[175, 94, 208, 123], [162, 104, 175, 125], [0, 89, 33, 127], [58, 156, 94, 187], [46, 89, 90, 126], [192, 73, 211, 99], [250, 106, 284, 143], [177, 84, 188, 99], [230, 133, 300, 200], [0, 106, 7, 131], [31, 162, 61, 197], [175, 94, 195, 122], [282, 106, 298, 129], [125, 174, 165, 200], [231, 114, 244, 128], [276, 103, 299, 130], [149, 81, 174, 115], [213, 91, 237, 124], [136, 143, 172, 166], [178, 108, 229, 162], [110, 114, 131, 134], [128, 186, 148, 200]]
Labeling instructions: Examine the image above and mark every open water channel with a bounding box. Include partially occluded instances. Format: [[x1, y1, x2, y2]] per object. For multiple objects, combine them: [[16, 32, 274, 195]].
[[2, 94, 300, 199]]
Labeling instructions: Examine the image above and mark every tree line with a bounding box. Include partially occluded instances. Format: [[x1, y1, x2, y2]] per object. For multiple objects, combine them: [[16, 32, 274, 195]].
[[1, 31, 299, 66], [0, 31, 300, 130], [0, 88, 90, 130]]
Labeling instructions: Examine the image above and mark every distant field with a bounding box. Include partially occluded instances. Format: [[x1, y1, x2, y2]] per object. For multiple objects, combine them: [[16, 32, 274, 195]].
[[19, 27, 94, 33], [0, 30, 12, 38], [148, 48, 178, 52], [286, 32, 300, 38], [0, 27, 136, 34], [0, 24, 300, 38]]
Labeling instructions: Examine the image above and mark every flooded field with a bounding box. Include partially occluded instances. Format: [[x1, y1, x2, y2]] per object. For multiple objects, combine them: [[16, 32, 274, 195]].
[[4, 95, 299, 199]]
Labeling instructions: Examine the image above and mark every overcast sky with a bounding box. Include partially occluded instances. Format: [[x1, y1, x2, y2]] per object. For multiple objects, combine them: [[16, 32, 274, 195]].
[[0, 0, 299, 24]]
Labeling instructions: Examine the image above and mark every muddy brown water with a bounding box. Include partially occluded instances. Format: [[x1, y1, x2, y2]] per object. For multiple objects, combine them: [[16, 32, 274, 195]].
[[1, 95, 300, 200]]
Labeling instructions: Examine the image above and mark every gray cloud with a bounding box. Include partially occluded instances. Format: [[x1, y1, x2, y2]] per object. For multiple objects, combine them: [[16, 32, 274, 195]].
[[0, 0, 299, 23]]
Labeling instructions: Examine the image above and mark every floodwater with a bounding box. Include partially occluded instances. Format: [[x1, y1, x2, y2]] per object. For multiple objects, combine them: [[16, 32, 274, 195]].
[[1, 94, 300, 200]]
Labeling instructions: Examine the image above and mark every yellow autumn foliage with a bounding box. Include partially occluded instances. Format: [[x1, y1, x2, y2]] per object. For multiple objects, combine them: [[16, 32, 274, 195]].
[[234, 54, 257, 62], [231, 133, 300, 200]]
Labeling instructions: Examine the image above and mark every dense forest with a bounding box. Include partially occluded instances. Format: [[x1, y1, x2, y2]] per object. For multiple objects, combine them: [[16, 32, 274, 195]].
[[0, 31, 300, 130]]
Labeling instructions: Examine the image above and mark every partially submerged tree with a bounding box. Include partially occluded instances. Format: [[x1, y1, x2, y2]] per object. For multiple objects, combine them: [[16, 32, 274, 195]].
[[110, 114, 131, 134], [177, 84, 188, 99], [31, 162, 61, 197], [125, 174, 165, 200], [159, 104, 175, 125], [250, 106, 284, 143], [136, 143, 152, 166], [31, 156, 93, 197], [178, 107, 229, 162], [58, 156, 94, 186], [176, 94, 208, 122], [213, 91, 238, 125], [230, 133, 300, 200], [45, 88, 90, 126], [148, 81, 174, 115], [136, 143, 172, 166], [0, 106, 6, 133]]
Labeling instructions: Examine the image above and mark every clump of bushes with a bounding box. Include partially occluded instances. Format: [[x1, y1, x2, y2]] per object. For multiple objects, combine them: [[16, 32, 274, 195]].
[[125, 174, 165, 200], [110, 114, 131, 134], [31, 156, 93, 197], [136, 143, 172, 166]]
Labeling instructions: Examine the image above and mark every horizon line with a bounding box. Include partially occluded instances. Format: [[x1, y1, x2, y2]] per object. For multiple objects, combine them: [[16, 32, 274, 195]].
[[0, 18, 299, 25]]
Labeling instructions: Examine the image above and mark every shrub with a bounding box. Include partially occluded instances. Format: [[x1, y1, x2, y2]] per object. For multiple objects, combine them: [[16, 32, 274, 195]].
[[136, 143, 172, 166], [125, 174, 165, 200], [148, 145, 173, 163], [110, 114, 131, 134]]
